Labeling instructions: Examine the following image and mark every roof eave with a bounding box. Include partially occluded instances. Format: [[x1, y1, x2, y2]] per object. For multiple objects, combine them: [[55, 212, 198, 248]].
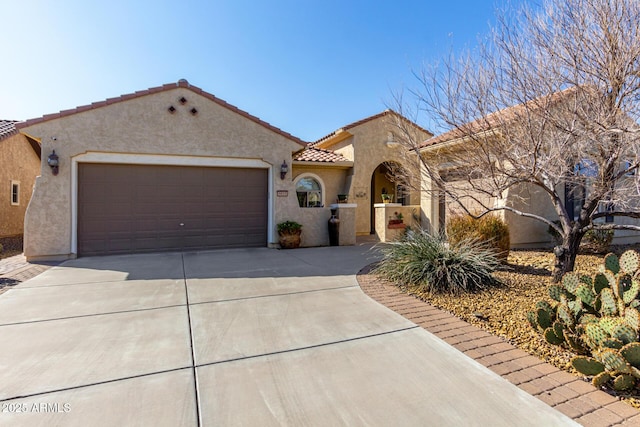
[[293, 160, 354, 169]]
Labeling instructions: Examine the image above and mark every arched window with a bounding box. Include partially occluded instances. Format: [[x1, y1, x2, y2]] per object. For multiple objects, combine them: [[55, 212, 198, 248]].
[[296, 175, 323, 207]]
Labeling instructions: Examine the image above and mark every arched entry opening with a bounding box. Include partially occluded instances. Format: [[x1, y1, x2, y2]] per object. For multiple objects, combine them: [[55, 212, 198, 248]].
[[369, 161, 411, 233]]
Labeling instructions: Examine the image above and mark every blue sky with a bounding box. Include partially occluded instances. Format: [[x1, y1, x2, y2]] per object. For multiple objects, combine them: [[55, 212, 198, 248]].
[[2, 0, 530, 141]]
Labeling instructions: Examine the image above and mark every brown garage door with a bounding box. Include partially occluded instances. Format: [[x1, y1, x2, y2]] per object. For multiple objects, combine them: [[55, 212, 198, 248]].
[[78, 163, 268, 256]]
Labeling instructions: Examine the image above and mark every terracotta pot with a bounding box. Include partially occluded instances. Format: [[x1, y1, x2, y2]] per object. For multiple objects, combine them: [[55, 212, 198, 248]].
[[279, 231, 301, 249]]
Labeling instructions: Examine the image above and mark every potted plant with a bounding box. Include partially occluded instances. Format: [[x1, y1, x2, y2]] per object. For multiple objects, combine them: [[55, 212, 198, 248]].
[[337, 194, 348, 203], [388, 212, 404, 225], [277, 220, 303, 249], [381, 193, 393, 203]]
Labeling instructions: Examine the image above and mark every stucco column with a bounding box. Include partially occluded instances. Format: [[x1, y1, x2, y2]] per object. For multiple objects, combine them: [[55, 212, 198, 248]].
[[374, 203, 407, 242], [330, 203, 357, 246]]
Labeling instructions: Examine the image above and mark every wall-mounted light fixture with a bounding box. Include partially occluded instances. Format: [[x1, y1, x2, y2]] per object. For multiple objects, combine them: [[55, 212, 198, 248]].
[[48, 150, 59, 175], [280, 160, 289, 180]]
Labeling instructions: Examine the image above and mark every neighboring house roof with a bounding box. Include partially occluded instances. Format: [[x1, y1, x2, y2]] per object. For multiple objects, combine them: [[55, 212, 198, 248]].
[[0, 120, 41, 158], [421, 87, 579, 149], [293, 147, 350, 163], [0, 120, 18, 140], [15, 79, 307, 147], [313, 110, 432, 147]]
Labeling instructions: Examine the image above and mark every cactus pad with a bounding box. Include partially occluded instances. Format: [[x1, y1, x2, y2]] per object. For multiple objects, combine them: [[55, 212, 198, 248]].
[[612, 324, 637, 345], [544, 327, 564, 345], [579, 313, 598, 325], [599, 317, 621, 334], [602, 338, 624, 349], [562, 272, 581, 294], [596, 349, 631, 373], [619, 250, 640, 274], [604, 253, 620, 274], [625, 307, 640, 331], [536, 300, 553, 313], [575, 284, 596, 306], [526, 311, 538, 330], [548, 285, 563, 302], [571, 356, 605, 376], [600, 288, 618, 316], [592, 371, 612, 388], [536, 308, 553, 330], [612, 374, 636, 391], [553, 321, 564, 339], [624, 279, 640, 304], [593, 273, 609, 295], [556, 303, 574, 327], [585, 324, 609, 348], [621, 342, 640, 368]]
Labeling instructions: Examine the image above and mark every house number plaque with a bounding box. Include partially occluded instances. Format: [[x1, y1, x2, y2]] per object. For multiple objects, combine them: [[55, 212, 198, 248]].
[[277, 190, 288, 197]]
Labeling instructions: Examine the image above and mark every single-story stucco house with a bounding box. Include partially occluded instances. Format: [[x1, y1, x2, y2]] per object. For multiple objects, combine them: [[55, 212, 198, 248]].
[[0, 120, 41, 240], [16, 80, 431, 260], [417, 89, 640, 248]]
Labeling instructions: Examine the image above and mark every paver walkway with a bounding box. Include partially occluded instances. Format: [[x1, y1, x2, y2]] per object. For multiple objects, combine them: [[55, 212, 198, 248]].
[[357, 265, 640, 427]]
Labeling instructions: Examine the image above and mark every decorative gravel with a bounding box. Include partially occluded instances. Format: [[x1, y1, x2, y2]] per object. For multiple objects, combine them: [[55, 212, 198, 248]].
[[399, 247, 640, 409]]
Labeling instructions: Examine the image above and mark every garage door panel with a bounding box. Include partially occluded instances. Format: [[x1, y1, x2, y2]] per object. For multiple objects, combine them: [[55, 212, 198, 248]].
[[78, 164, 268, 256]]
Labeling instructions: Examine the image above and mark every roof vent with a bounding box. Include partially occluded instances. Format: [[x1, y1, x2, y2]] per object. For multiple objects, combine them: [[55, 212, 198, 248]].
[[178, 78, 189, 85]]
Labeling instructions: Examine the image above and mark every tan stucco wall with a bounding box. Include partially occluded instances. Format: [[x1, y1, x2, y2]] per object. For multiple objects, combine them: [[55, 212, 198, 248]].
[[334, 117, 429, 235], [505, 183, 556, 248], [0, 134, 40, 238], [374, 204, 420, 242], [22, 87, 304, 259], [290, 164, 349, 246]]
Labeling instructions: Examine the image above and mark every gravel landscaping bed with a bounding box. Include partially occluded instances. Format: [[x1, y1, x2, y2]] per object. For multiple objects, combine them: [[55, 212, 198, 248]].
[[396, 246, 640, 409]]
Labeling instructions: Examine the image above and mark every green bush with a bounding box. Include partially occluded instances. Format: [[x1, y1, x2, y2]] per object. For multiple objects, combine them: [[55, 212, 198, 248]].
[[581, 228, 614, 254], [446, 214, 510, 262], [373, 230, 500, 295]]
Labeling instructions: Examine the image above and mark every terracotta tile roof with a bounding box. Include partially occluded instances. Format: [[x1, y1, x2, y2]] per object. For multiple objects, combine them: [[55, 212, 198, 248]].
[[313, 110, 432, 146], [293, 147, 350, 163], [0, 120, 18, 141], [421, 87, 578, 149], [15, 80, 307, 147]]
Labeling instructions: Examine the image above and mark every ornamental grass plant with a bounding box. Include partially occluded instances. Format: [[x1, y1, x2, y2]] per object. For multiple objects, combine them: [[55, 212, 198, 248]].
[[373, 229, 501, 295]]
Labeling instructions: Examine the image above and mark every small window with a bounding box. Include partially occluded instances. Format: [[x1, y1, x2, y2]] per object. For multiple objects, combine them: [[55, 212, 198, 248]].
[[296, 176, 323, 208], [10, 181, 20, 206]]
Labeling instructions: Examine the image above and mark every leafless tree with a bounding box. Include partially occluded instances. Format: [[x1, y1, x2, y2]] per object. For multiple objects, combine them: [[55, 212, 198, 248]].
[[391, 0, 640, 280]]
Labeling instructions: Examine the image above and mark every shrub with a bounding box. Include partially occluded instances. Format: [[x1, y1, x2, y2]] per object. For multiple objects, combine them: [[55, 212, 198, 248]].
[[527, 250, 640, 391], [581, 228, 614, 254], [277, 221, 302, 235], [446, 214, 510, 262], [373, 230, 500, 295]]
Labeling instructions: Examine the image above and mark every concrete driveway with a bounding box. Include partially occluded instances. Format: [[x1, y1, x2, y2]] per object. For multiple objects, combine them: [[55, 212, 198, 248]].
[[0, 245, 577, 426]]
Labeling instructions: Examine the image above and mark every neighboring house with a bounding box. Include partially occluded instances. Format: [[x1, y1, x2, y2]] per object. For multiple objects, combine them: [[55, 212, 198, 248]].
[[418, 92, 640, 248], [17, 80, 430, 260], [0, 120, 41, 240]]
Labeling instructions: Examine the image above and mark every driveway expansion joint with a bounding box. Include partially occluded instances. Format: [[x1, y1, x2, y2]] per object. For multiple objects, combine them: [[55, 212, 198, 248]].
[[195, 325, 421, 368], [0, 366, 194, 403], [181, 253, 202, 427], [188, 283, 359, 306], [0, 303, 187, 327]]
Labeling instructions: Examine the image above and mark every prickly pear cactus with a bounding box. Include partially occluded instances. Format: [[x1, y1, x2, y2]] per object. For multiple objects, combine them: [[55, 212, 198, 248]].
[[528, 250, 640, 392]]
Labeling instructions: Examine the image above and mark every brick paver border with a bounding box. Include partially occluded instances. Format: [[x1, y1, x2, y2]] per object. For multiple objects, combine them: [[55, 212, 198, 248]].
[[357, 265, 640, 427]]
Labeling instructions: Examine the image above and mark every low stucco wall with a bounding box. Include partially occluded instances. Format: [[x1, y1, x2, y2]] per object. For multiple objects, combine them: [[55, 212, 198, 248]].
[[374, 204, 420, 242]]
